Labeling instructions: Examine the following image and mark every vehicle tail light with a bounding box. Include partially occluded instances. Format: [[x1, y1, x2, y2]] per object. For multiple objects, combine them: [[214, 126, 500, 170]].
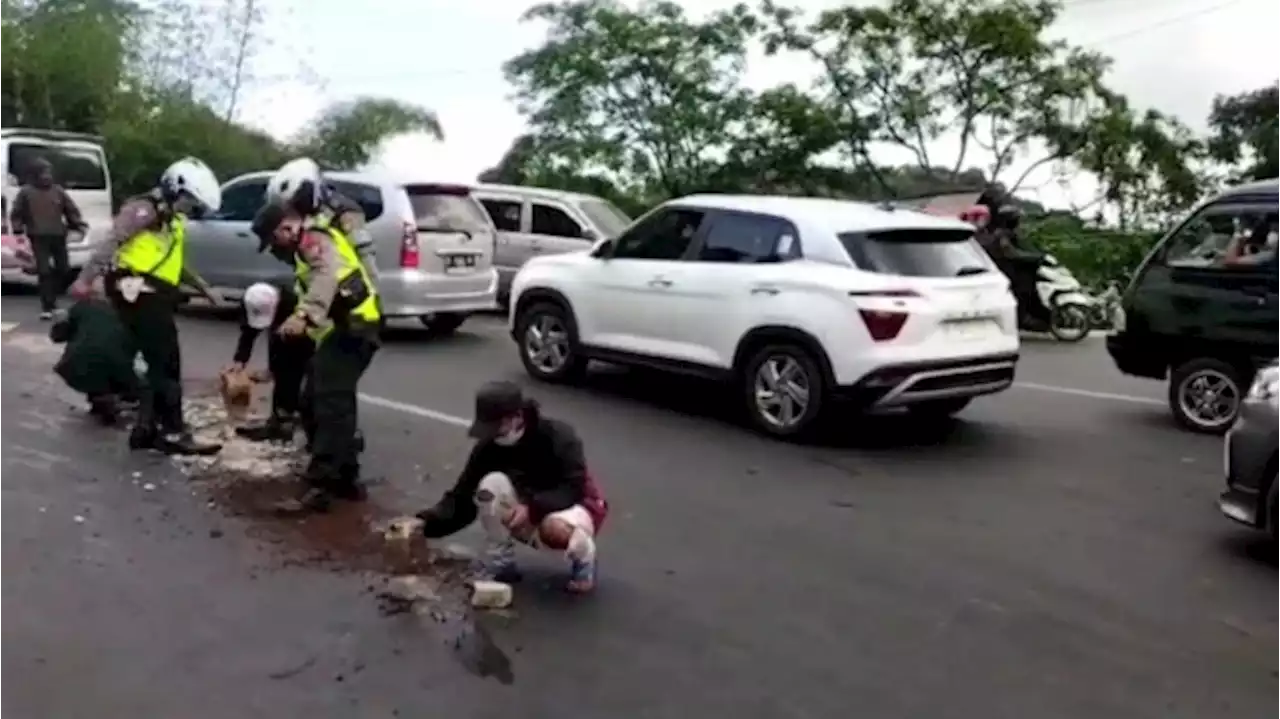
[[399, 221, 419, 269], [849, 289, 918, 342]]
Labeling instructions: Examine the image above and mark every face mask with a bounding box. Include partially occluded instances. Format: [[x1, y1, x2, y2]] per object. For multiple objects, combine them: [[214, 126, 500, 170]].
[[493, 425, 525, 446]]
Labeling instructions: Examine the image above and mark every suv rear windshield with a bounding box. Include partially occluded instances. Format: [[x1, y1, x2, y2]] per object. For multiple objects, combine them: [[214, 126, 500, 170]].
[[839, 228, 992, 278], [404, 184, 492, 233], [8, 142, 108, 190]]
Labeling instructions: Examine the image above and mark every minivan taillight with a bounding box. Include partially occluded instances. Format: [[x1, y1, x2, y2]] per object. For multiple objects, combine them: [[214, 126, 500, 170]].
[[849, 289, 918, 342], [399, 221, 419, 269]]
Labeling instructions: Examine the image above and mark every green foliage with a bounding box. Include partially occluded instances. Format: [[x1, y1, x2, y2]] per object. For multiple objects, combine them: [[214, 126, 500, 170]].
[[293, 98, 444, 171], [2, 0, 444, 201], [1023, 217, 1160, 290], [1208, 83, 1279, 183]]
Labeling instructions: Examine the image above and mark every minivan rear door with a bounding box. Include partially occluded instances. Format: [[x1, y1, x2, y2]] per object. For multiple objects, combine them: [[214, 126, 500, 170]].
[[403, 184, 495, 292]]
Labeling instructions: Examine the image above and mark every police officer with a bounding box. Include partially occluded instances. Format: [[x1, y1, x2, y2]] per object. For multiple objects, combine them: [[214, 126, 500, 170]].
[[256, 164, 381, 513], [264, 157, 378, 285], [69, 157, 224, 455]]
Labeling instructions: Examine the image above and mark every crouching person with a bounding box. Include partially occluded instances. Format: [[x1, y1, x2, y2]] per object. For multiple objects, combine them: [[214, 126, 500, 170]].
[[50, 287, 141, 425], [416, 381, 608, 593]]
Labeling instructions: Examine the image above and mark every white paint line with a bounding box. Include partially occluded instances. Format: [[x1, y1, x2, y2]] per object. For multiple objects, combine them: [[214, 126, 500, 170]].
[[1, 321, 17, 333], [1013, 382, 1163, 406], [359, 392, 471, 428]]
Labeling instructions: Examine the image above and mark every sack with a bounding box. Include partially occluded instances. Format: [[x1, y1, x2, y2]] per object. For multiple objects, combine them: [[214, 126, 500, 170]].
[[219, 367, 253, 419]]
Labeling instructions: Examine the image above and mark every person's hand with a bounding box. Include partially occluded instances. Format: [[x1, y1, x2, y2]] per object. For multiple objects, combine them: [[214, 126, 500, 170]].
[[69, 280, 93, 300], [226, 362, 245, 374], [502, 503, 531, 532], [278, 313, 308, 337]]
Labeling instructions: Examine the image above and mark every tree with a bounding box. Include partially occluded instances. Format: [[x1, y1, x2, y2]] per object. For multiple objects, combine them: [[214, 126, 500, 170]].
[[761, 0, 1114, 194], [504, 0, 761, 200], [292, 97, 444, 170], [1207, 83, 1278, 183]]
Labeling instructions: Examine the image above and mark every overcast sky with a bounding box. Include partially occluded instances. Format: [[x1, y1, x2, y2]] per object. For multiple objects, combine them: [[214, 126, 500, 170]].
[[237, 0, 1277, 209]]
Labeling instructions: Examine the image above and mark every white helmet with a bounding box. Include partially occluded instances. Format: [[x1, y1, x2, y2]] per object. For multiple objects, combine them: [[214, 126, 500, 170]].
[[160, 157, 221, 214], [266, 157, 323, 215]]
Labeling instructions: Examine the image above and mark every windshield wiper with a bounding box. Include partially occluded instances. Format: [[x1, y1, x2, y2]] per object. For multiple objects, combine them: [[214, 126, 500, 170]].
[[956, 266, 989, 277]]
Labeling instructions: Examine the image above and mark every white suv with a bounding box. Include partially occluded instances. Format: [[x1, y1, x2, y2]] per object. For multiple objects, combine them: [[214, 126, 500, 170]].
[[507, 194, 1020, 438]]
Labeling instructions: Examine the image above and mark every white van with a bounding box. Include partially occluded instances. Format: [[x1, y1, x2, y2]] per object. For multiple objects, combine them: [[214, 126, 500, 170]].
[[2, 128, 114, 276]]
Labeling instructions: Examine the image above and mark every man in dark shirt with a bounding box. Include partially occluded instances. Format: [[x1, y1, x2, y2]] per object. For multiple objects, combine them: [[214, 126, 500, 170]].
[[416, 382, 609, 594], [229, 282, 313, 443], [10, 158, 87, 317]]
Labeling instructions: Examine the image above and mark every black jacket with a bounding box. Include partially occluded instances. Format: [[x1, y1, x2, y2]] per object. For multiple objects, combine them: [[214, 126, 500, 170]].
[[50, 299, 138, 396], [418, 403, 588, 538]]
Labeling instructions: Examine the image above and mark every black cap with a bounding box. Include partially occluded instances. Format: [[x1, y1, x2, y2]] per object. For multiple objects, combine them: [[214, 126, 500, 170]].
[[468, 381, 525, 440], [251, 201, 288, 252]]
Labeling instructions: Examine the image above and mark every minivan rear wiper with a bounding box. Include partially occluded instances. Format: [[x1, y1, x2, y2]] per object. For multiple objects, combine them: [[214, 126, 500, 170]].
[[955, 266, 989, 277]]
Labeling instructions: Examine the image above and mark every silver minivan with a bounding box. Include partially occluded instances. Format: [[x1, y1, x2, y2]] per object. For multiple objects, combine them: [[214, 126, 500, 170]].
[[471, 184, 631, 302], [184, 171, 500, 334]]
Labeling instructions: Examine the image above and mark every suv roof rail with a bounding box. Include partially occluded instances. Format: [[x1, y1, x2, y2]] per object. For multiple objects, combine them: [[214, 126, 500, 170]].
[[1, 128, 106, 144]]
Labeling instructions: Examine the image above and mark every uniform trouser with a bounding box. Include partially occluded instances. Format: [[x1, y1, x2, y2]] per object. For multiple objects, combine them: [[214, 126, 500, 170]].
[[30, 233, 69, 312], [267, 333, 313, 419], [304, 328, 377, 491], [111, 289, 184, 434]]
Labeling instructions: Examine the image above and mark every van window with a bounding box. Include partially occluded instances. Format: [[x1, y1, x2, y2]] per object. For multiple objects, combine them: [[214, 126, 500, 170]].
[[328, 180, 384, 221], [404, 184, 492, 233], [216, 179, 268, 222], [8, 142, 107, 190], [1163, 204, 1278, 269], [480, 199, 522, 232], [839, 228, 993, 277], [531, 202, 583, 238]]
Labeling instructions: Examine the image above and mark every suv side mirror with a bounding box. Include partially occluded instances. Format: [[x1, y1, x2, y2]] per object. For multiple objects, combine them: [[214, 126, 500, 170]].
[[592, 238, 615, 259], [579, 226, 599, 241]]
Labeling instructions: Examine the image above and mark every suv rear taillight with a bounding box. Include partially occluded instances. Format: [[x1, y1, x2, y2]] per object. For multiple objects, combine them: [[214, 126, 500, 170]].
[[849, 289, 918, 342], [399, 221, 419, 269]]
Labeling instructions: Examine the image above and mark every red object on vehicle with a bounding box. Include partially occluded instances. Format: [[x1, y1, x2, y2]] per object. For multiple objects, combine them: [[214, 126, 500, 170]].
[[399, 221, 420, 268], [959, 205, 991, 227], [1, 233, 35, 273]]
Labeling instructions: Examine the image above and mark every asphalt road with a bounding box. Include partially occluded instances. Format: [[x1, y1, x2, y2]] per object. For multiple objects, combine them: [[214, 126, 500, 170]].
[[2, 290, 1275, 719]]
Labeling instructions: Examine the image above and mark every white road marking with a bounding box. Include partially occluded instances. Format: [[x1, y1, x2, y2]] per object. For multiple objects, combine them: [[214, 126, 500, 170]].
[[1013, 382, 1163, 406], [1, 321, 17, 333], [359, 392, 471, 428]]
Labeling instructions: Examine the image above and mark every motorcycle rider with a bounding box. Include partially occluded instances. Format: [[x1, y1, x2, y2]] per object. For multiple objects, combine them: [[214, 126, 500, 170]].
[[256, 163, 382, 513], [69, 157, 224, 455]]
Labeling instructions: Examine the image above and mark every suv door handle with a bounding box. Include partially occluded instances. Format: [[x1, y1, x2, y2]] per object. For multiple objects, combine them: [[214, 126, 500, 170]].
[[234, 231, 250, 238], [648, 277, 673, 288], [750, 285, 780, 296]]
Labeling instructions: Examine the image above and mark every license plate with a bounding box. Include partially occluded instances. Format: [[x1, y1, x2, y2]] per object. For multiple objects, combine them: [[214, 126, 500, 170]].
[[442, 253, 478, 273], [943, 319, 998, 341]]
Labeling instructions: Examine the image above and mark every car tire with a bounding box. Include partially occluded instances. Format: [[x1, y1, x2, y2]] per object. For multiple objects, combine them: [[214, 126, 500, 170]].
[[515, 301, 587, 383], [906, 397, 971, 420], [420, 312, 468, 336], [740, 343, 826, 440], [1168, 357, 1244, 435]]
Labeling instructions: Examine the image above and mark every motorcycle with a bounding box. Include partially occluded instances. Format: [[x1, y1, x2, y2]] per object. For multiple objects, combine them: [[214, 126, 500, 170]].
[[991, 250, 1093, 343]]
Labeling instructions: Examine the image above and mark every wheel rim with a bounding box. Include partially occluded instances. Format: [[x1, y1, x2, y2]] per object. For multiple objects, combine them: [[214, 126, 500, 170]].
[[1177, 369, 1239, 429], [1052, 305, 1090, 338], [524, 314, 570, 373], [752, 355, 811, 429]]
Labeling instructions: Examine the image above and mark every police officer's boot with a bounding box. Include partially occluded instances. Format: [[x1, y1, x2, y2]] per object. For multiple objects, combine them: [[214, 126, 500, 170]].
[[236, 412, 297, 443], [156, 430, 223, 456], [332, 462, 367, 502]]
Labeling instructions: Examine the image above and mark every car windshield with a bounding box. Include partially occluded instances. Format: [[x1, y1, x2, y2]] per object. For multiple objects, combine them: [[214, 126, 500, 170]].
[[838, 228, 994, 278], [577, 198, 631, 238]]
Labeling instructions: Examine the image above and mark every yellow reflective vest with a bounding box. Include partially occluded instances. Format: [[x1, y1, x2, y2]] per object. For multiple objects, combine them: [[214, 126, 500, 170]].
[[293, 226, 380, 342], [117, 212, 185, 287]]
